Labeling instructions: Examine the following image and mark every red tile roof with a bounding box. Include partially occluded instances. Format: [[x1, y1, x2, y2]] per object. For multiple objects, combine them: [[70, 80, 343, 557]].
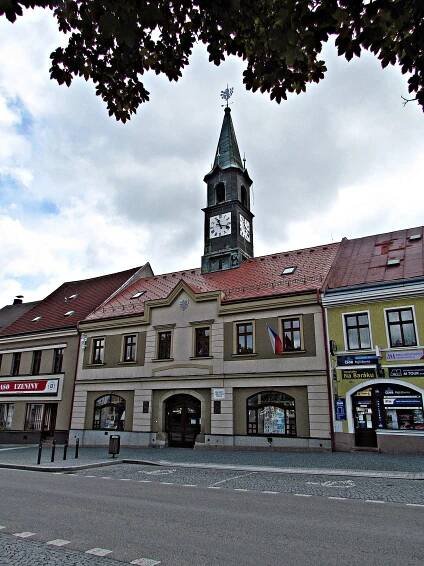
[[86, 243, 340, 322], [0, 267, 140, 337], [325, 226, 424, 290]]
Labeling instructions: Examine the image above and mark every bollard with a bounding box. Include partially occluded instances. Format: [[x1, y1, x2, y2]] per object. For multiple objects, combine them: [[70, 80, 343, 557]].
[[51, 439, 56, 463], [75, 437, 79, 459], [37, 441, 43, 465], [63, 440, 68, 461]]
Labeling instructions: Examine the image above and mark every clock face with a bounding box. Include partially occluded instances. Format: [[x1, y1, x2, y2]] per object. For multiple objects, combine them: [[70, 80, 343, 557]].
[[239, 215, 251, 242], [210, 213, 231, 238]]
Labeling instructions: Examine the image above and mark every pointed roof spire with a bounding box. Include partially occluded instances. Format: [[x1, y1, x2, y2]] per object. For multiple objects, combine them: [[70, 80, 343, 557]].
[[213, 107, 244, 170]]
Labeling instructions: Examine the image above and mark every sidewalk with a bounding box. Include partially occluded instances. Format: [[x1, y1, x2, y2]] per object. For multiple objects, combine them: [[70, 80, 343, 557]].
[[0, 445, 423, 479]]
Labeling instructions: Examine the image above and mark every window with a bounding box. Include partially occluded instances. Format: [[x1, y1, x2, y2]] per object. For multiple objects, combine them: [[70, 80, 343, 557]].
[[93, 394, 126, 430], [241, 185, 247, 207], [32, 316, 42, 322], [53, 348, 64, 373], [281, 266, 296, 275], [213, 400, 221, 414], [157, 331, 172, 360], [64, 310, 75, 317], [24, 404, 44, 431], [215, 182, 225, 203], [131, 291, 145, 299], [11, 352, 21, 376], [31, 350, 42, 376], [123, 335, 137, 362], [386, 308, 417, 347], [194, 327, 210, 357], [344, 313, 371, 350], [0, 404, 14, 430], [281, 318, 302, 351], [236, 322, 254, 355], [92, 338, 105, 364], [247, 391, 296, 436]]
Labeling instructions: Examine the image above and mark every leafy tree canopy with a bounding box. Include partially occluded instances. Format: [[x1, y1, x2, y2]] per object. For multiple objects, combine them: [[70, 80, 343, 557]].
[[1, 0, 423, 122]]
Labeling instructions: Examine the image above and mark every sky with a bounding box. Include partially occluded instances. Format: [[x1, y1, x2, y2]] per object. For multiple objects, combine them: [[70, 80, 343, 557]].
[[0, 8, 423, 307]]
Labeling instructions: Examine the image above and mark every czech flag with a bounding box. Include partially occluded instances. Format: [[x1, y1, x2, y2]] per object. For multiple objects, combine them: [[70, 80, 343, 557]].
[[267, 324, 283, 355]]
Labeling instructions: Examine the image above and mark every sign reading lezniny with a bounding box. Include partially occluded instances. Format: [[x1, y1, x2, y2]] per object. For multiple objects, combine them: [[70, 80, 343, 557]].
[[0, 379, 59, 395]]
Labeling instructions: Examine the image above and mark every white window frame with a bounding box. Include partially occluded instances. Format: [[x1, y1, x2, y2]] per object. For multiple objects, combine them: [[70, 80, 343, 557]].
[[383, 305, 420, 349], [342, 310, 373, 352]]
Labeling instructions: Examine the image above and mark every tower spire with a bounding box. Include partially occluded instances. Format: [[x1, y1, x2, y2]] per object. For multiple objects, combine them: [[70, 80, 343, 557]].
[[213, 106, 243, 170]]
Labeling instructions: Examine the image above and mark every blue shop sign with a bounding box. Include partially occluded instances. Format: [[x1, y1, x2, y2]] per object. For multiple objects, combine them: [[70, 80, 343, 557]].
[[337, 354, 379, 367], [335, 398, 346, 421]]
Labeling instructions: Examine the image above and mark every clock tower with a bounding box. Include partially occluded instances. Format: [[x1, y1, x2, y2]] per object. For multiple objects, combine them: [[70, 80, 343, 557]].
[[201, 104, 254, 274]]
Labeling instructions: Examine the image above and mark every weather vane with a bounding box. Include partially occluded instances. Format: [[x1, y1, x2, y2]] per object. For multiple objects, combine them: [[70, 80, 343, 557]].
[[220, 85, 234, 107]]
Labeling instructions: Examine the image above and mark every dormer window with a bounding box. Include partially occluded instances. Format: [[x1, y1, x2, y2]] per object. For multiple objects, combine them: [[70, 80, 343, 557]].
[[66, 293, 78, 301], [215, 182, 225, 204], [64, 310, 75, 317], [282, 266, 296, 275], [409, 234, 421, 242], [32, 316, 42, 322], [387, 258, 400, 267]]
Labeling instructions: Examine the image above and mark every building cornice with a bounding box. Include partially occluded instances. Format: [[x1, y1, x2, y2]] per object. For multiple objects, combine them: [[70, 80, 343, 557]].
[[322, 279, 424, 307], [0, 329, 78, 344]]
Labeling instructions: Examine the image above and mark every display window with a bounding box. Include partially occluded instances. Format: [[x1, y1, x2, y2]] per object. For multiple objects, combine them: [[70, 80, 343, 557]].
[[247, 391, 296, 436], [93, 394, 126, 430]]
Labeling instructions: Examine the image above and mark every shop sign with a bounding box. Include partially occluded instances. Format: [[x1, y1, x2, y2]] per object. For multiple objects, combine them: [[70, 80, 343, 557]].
[[342, 369, 376, 380], [383, 395, 422, 408], [212, 388, 225, 401], [335, 398, 346, 421], [386, 349, 424, 361], [0, 379, 59, 396], [388, 366, 424, 378], [337, 354, 378, 367]]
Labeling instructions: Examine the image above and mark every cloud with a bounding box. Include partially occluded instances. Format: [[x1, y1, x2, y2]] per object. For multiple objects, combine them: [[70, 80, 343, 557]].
[[0, 9, 423, 307]]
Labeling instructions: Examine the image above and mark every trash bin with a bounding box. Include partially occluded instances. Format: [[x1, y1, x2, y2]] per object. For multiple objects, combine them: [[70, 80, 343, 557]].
[[109, 434, 120, 457]]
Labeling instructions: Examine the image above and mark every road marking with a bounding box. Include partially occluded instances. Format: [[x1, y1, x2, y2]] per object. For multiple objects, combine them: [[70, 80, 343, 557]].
[[100, 476, 112, 480], [294, 494, 312, 497], [84, 475, 97, 478], [210, 471, 257, 486], [306, 480, 356, 489], [328, 497, 348, 501], [86, 548, 113, 556], [14, 532, 36, 538], [119, 478, 132, 481], [234, 488, 250, 492], [207, 486, 221, 489], [261, 491, 279, 494], [406, 503, 424, 508], [160, 482, 174, 485], [0, 526, 5, 530], [52, 472, 64, 475], [138, 469, 176, 476], [130, 558, 161, 565], [182, 484, 197, 487], [46, 539, 71, 547], [138, 480, 152, 483], [365, 500, 385, 504]]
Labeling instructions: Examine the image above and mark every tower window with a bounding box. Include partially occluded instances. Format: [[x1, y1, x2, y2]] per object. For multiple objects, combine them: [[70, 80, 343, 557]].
[[215, 182, 225, 203], [241, 185, 247, 207]]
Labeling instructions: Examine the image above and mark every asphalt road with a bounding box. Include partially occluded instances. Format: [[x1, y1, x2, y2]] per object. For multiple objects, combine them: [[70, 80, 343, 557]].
[[0, 467, 423, 565]]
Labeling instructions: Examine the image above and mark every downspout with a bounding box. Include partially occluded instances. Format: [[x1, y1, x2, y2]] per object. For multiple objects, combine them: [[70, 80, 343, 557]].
[[317, 288, 336, 451], [67, 324, 82, 441]]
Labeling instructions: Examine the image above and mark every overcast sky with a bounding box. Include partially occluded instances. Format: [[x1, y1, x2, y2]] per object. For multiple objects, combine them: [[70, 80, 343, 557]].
[[0, 9, 423, 307]]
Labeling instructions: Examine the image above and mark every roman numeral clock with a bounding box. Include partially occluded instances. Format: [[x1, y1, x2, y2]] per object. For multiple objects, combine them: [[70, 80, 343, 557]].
[[201, 87, 254, 274]]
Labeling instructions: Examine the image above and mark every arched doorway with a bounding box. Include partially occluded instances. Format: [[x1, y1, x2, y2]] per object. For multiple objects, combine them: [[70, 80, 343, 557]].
[[165, 394, 201, 448], [352, 383, 424, 447]]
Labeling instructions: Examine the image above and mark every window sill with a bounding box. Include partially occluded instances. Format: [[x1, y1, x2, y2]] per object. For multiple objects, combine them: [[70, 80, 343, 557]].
[[190, 356, 213, 360], [231, 353, 258, 358], [85, 363, 106, 368], [117, 360, 138, 365], [277, 350, 306, 355], [152, 358, 174, 363]]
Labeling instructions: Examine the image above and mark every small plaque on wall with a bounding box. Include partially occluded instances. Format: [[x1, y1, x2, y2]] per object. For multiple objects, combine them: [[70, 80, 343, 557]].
[[212, 388, 225, 401]]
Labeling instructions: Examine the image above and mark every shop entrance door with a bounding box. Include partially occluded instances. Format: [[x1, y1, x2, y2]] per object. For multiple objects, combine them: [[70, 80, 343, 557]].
[[165, 395, 201, 448], [352, 391, 377, 447], [41, 404, 58, 440]]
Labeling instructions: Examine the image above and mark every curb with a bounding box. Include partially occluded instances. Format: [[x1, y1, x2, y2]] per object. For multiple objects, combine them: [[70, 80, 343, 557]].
[[0, 460, 123, 473]]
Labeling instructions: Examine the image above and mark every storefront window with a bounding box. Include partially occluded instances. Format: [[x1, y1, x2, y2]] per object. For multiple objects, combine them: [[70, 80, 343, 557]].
[[0, 404, 14, 430], [247, 391, 296, 436], [24, 404, 44, 431], [93, 394, 126, 430]]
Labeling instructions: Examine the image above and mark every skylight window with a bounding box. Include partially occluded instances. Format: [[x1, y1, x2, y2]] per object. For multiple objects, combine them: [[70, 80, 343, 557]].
[[409, 234, 422, 241], [130, 291, 145, 299], [282, 266, 296, 275], [64, 310, 75, 316], [387, 258, 400, 267], [67, 293, 78, 300], [32, 316, 42, 322]]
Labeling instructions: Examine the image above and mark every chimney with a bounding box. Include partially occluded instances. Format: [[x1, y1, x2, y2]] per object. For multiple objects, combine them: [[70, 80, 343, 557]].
[[13, 295, 24, 305]]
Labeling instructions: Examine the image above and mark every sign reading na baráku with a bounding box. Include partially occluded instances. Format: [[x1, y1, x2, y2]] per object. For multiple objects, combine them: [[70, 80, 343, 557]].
[[0, 379, 59, 395], [342, 369, 376, 380]]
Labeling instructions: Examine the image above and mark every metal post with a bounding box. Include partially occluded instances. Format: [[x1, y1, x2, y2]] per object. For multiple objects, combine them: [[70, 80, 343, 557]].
[[75, 437, 79, 459], [63, 440, 68, 461], [51, 439, 56, 463], [37, 441, 43, 465]]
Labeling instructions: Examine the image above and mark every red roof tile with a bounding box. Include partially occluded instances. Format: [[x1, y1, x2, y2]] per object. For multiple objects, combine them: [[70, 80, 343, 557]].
[[0, 267, 140, 337], [86, 243, 340, 322], [325, 226, 424, 290]]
